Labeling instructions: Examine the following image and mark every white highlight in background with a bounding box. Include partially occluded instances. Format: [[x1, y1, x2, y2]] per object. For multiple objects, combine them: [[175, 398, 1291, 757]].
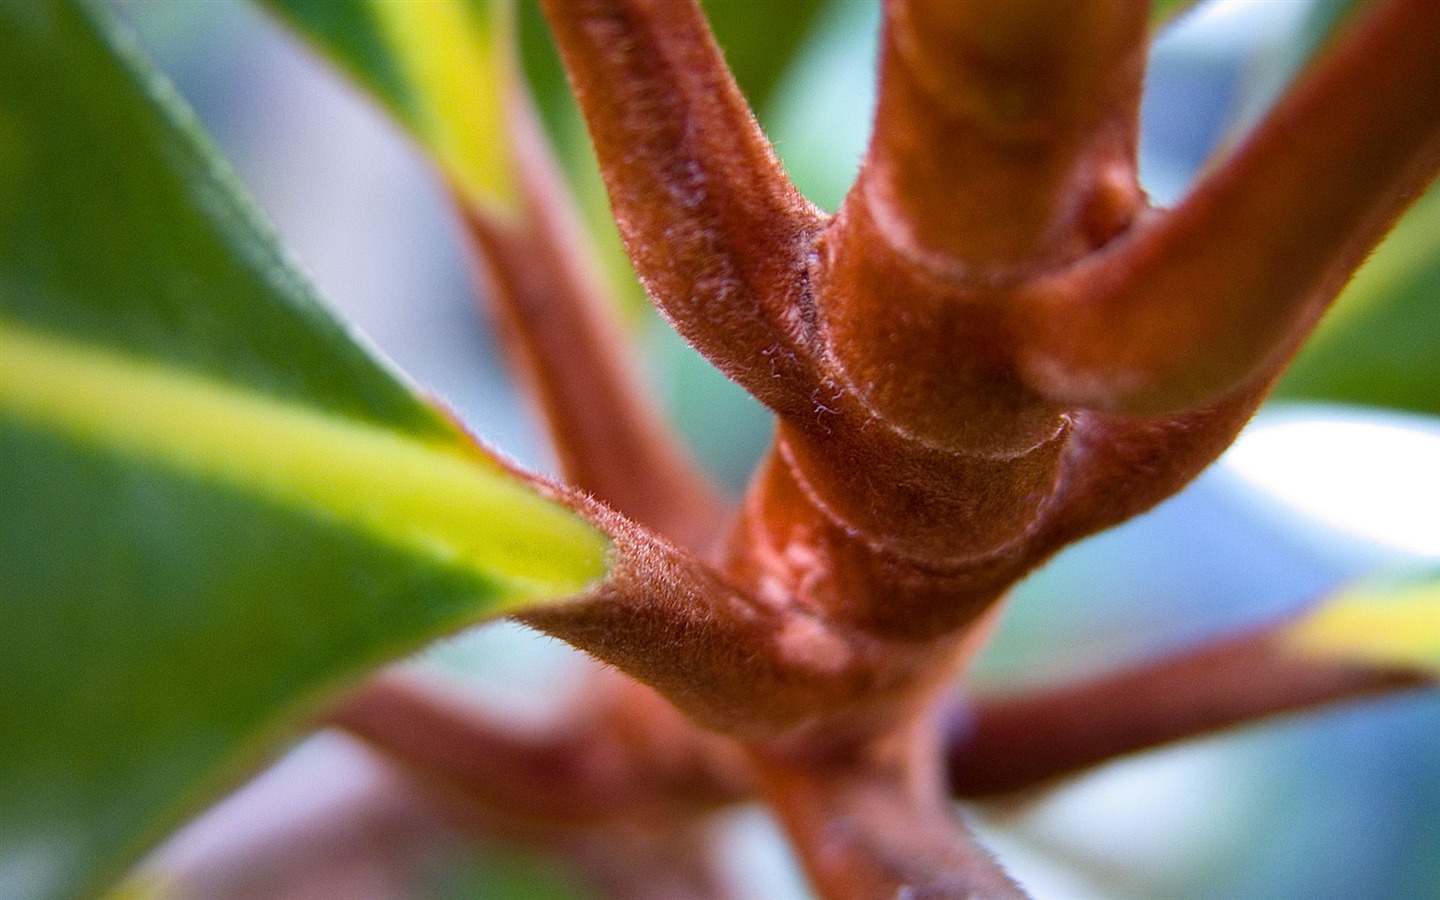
[[1223, 407, 1440, 559]]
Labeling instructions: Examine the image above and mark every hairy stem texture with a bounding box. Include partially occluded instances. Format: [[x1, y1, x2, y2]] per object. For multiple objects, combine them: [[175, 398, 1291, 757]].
[[439, 0, 1440, 895]]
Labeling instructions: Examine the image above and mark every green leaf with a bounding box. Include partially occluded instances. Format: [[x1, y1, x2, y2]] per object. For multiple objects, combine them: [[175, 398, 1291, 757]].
[[1282, 567, 1440, 675], [0, 3, 609, 899], [703, 0, 827, 111], [260, 0, 519, 212], [763, 0, 879, 214], [1274, 183, 1440, 416], [1149, 0, 1201, 30]]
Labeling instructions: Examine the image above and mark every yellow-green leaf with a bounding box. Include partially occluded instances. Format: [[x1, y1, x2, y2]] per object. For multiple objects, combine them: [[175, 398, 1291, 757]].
[[0, 324, 607, 598], [1282, 568, 1440, 674], [268, 0, 830, 322], [0, 3, 608, 898], [261, 0, 518, 212]]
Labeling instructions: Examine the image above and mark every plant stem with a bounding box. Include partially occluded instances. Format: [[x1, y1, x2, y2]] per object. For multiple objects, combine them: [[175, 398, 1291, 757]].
[[945, 621, 1429, 798], [755, 723, 1027, 899], [463, 75, 724, 552], [851, 0, 1149, 272], [538, 0, 826, 419], [332, 670, 748, 832], [1017, 0, 1440, 415]]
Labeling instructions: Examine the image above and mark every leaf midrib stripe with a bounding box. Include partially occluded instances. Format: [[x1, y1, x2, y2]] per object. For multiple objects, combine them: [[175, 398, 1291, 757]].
[[0, 322, 609, 601]]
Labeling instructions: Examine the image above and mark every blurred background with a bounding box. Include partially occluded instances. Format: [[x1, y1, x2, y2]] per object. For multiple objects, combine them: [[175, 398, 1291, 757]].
[[109, 0, 1440, 897]]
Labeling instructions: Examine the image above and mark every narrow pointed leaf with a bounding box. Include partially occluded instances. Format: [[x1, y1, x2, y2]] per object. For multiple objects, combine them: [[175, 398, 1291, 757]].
[[0, 4, 608, 899], [1282, 568, 1440, 675]]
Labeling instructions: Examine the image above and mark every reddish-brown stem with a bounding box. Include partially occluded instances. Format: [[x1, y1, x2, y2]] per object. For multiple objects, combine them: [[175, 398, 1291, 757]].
[[463, 80, 724, 551], [331, 670, 749, 834], [334, 668, 750, 897], [853, 0, 1149, 272], [755, 725, 1026, 899], [810, 0, 1149, 455], [520, 494, 970, 743], [333, 617, 1431, 835], [537, 0, 827, 418], [1017, 0, 1440, 415], [1038, 381, 1272, 544], [495, 1, 1440, 895], [725, 437, 1058, 639], [945, 623, 1430, 798]]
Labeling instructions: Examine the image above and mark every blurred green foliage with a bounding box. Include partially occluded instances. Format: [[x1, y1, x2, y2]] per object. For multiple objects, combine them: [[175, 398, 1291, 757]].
[[0, 4, 604, 898]]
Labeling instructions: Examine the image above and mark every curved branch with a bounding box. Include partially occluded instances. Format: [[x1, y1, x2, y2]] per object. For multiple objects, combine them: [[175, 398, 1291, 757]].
[[755, 741, 1026, 899], [464, 77, 725, 552], [331, 669, 749, 833], [1038, 381, 1270, 546], [945, 621, 1429, 798], [519, 527, 938, 743], [539, 0, 826, 416], [811, 0, 1148, 453], [333, 670, 752, 898], [847, 0, 1149, 271], [1018, 0, 1440, 414]]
